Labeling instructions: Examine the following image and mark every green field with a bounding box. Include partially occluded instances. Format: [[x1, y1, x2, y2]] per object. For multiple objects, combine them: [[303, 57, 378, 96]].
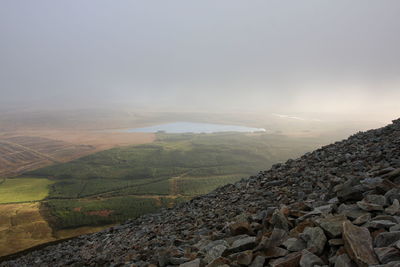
[[22, 132, 322, 229], [0, 178, 53, 204]]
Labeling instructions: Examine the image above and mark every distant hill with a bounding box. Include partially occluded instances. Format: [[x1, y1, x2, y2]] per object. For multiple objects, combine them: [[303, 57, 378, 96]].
[[2, 119, 400, 266]]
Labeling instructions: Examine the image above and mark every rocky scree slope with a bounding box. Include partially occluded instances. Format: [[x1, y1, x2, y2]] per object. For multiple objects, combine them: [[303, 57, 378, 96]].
[[2, 119, 400, 267]]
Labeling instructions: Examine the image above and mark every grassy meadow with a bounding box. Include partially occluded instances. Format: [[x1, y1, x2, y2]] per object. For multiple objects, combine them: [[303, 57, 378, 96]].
[[0, 178, 53, 204]]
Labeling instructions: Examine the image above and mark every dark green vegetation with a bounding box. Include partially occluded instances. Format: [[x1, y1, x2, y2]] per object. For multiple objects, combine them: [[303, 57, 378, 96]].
[[26, 132, 323, 229], [45, 196, 182, 229]]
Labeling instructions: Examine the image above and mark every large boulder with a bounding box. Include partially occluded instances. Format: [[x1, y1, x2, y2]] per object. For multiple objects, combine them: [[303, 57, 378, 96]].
[[342, 221, 379, 266]]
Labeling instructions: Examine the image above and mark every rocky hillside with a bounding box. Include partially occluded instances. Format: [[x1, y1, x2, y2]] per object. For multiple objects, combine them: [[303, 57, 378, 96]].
[[2, 119, 400, 267]]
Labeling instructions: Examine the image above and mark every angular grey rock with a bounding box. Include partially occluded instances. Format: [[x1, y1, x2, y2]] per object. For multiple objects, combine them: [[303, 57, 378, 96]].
[[201, 240, 229, 252], [271, 209, 290, 231], [382, 168, 400, 181], [250, 255, 265, 267], [269, 251, 302, 267], [386, 199, 400, 215], [171, 257, 190, 265], [391, 224, 400, 231], [385, 188, 400, 204], [257, 227, 288, 250], [370, 261, 400, 267], [224, 236, 256, 255], [334, 253, 356, 267], [283, 237, 307, 252], [204, 244, 228, 263], [353, 213, 371, 225], [206, 257, 230, 267], [230, 250, 253, 265], [337, 183, 364, 202], [342, 221, 379, 266], [229, 221, 251, 236], [318, 215, 347, 237], [179, 258, 201, 267], [300, 227, 327, 255], [373, 215, 399, 223], [328, 239, 344, 246], [297, 205, 334, 222], [338, 204, 368, 220], [357, 200, 384, 211], [365, 220, 396, 229], [374, 247, 400, 264], [365, 194, 388, 206], [263, 247, 289, 259], [299, 249, 324, 267], [374, 232, 400, 247]]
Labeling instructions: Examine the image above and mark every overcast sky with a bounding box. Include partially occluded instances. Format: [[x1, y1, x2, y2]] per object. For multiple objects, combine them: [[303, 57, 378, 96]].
[[1, 1, 399, 118]]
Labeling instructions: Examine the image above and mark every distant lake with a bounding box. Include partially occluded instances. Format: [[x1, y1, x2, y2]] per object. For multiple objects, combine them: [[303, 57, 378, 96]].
[[122, 122, 266, 134]]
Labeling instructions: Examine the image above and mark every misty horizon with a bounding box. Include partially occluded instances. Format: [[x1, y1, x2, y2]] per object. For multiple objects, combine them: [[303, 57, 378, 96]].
[[1, 1, 399, 121]]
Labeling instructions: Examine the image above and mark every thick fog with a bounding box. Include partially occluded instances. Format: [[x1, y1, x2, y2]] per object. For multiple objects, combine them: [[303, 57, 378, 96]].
[[0, 1, 399, 120]]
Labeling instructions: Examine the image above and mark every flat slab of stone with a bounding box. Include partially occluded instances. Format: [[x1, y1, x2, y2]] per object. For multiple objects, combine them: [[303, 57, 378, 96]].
[[269, 251, 302, 267], [342, 221, 379, 266], [318, 215, 347, 237], [374, 231, 400, 247]]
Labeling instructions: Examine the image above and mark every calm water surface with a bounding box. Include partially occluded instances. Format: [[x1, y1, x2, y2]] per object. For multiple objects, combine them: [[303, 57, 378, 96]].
[[123, 122, 266, 133]]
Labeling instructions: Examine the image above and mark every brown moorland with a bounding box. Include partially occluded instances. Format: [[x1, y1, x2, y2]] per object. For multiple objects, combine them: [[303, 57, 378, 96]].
[[0, 130, 155, 177], [0, 203, 55, 257]]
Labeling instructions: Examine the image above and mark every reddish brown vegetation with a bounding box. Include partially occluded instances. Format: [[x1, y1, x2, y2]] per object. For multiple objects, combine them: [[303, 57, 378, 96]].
[[0, 130, 155, 177], [85, 210, 114, 217]]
